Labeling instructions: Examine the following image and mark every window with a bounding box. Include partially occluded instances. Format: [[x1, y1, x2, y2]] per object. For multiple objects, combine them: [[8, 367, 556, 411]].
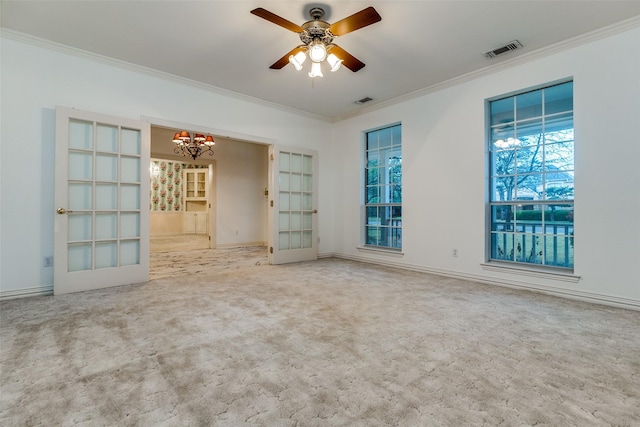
[[488, 81, 574, 268], [364, 124, 402, 249]]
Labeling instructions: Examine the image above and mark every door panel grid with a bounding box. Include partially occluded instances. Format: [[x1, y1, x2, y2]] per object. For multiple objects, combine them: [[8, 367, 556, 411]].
[[55, 106, 150, 295]]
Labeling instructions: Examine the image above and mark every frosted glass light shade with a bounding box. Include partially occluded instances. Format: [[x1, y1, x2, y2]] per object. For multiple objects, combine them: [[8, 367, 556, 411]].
[[308, 62, 323, 78], [327, 53, 343, 72], [289, 51, 307, 71], [308, 41, 327, 62]]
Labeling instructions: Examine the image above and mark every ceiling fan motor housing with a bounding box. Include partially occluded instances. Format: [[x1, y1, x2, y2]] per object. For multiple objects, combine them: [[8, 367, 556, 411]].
[[300, 8, 334, 46]]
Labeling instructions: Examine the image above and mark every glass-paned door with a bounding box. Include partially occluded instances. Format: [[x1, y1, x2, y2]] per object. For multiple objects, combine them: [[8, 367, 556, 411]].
[[54, 106, 150, 295], [269, 145, 318, 264]]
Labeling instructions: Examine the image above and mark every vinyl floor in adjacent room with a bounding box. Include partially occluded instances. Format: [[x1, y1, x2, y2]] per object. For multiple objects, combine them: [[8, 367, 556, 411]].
[[1, 247, 639, 426]]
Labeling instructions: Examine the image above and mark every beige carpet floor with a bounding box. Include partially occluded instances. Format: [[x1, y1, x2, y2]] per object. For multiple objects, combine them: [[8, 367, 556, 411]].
[[1, 249, 639, 426]]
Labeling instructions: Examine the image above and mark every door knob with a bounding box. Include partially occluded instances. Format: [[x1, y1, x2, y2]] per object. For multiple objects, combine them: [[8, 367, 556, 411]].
[[312, 209, 318, 213], [56, 207, 68, 214]]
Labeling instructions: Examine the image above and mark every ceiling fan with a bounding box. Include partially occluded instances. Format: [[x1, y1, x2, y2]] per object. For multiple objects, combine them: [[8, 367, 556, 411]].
[[250, 6, 382, 77]]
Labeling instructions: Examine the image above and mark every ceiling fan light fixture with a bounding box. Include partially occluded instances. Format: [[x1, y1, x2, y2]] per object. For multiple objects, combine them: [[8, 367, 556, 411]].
[[204, 135, 215, 146], [308, 61, 323, 78], [289, 50, 307, 71], [327, 53, 343, 72], [308, 40, 327, 62]]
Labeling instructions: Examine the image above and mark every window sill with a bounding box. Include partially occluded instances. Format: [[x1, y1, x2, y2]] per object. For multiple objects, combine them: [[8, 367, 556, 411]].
[[481, 262, 580, 283], [357, 246, 404, 257]]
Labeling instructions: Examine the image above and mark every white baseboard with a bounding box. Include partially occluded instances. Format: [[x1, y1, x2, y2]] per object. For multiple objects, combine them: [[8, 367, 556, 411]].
[[330, 252, 640, 311], [215, 241, 267, 249], [0, 285, 53, 301]]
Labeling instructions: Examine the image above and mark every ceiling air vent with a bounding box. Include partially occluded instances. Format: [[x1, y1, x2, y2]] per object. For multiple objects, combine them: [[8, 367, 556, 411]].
[[355, 96, 373, 105], [485, 40, 523, 58]]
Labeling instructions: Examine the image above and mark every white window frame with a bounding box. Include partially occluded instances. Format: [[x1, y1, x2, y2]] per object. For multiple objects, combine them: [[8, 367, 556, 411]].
[[487, 80, 574, 270], [362, 123, 402, 250]]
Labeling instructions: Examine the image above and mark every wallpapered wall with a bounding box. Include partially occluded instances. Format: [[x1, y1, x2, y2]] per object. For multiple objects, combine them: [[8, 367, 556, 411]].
[[149, 159, 208, 212]]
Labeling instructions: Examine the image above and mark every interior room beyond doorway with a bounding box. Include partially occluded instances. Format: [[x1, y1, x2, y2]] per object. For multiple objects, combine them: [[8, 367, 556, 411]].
[[149, 125, 269, 255]]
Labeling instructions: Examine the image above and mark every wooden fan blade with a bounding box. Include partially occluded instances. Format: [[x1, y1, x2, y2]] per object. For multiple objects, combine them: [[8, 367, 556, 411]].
[[269, 46, 306, 69], [328, 7, 382, 37], [250, 8, 303, 33], [329, 45, 365, 72]]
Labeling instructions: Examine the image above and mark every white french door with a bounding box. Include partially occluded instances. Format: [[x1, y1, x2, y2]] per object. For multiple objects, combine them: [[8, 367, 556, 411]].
[[268, 145, 318, 264], [54, 106, 150, 295]]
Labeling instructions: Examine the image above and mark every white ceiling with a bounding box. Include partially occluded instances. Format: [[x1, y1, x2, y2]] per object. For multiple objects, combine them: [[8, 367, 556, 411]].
[[3, 1, 640, 121]]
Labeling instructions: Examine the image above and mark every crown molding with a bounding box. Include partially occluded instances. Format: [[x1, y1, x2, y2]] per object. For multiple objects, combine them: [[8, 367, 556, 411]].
[[3, 14, 639, 124], [333, 15, 640, 122], [0, 28, 333, 123]]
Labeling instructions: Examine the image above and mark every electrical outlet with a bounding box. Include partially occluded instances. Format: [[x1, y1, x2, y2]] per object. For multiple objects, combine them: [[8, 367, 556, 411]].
[[452, 249, 458, 257], [44, 256, 54, 267]]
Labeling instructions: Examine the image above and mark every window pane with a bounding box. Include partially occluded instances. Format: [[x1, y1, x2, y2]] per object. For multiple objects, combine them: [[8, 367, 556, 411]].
[[516, 90, 543, 121], [95, 242, 117, 269], [291, 154, 302, 173], [121, 156, 139, 182], [367, 151, 379, 167], [366, 167, 380, 186], [516, 119, 543, 147], [96, 154, 118, 181], [68, 243, 92, 272], [491, 205, 514, 231], [491, 97, 514, 125], [367, 132, 378, 150], [279, 152, 290, 172], [545, 141, 574, 172], [97, 124, 118, 152], [120, 240, 140, 266], [69, 152, 93, 180], [95, 213, 117, 240], [515, 146, 543, 174], [514, 173, 540, 199], [121, 128, 141, 155], [96, 184, 117, 210], [69, 120, 93, 150], [493, 149, 515, 176], [69, 183, 92, 210], [544, 82, 573, 115], [279, 172, 290, 191], [378, 127, 392, 148], [514, 233, 543, 264], [366, 186, 380, 204], [366, 206, 379, 225], [68, 214, 92, 241], [391, 185, 402, 203], [491, 232, 514, 261], [279, 232, 289, 250], [121, 184, 140, 210]]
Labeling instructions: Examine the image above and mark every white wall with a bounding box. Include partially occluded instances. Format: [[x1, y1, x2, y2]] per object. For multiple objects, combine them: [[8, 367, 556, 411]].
[[331, 26, 640, 307], [0, 35, 333, 296], [213, 139, 269, 246], [2, 25, 639, 307]]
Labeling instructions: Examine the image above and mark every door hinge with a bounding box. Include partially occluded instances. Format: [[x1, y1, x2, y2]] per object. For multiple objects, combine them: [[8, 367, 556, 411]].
[[270, 200, 273, 207], [269, 247, 273, 254], [270, 153, 274, 161]]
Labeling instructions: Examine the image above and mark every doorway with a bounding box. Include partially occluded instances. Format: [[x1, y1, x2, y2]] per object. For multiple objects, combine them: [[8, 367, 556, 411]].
[[148, 125, 270, 263]]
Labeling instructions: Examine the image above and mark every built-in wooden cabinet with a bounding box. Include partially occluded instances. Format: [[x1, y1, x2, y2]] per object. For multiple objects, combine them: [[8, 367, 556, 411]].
[[183, 169, 208, 234], [185, 169, 207, 199]]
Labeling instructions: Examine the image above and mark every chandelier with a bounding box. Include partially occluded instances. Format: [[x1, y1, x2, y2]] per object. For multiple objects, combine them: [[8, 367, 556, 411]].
[[172, 131, 215, 160]]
